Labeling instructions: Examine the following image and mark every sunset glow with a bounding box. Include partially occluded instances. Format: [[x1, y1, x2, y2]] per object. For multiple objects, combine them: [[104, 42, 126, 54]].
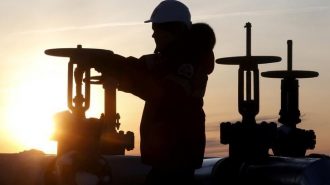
[[5, 80, 59, 154], [0, 0, 329, 157]]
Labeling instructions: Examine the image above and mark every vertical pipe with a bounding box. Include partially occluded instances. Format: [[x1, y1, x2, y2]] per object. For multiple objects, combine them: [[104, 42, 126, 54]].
[[245, 22, 252, 56], [287, 40, 293, 71], [254, 68, 260, 114], [238, 68, 244, 115], [84, 69, 90, 111], [68, 61, 73, 111], [104, 78, 117, 132], [74, 67, 83, 108], [245, 22, 252, 100]]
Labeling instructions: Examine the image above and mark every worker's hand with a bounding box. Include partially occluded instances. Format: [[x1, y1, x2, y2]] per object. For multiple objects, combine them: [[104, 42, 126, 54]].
[[73, 51, 126, 73], [93, 53, 127, 74]]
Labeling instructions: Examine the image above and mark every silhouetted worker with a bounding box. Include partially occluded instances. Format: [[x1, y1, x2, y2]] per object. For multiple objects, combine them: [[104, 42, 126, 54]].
[[88, 1, 216, 184]]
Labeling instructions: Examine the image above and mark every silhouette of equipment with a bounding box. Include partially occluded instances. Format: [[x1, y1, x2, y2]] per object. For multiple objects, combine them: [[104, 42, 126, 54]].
[[210, 22, 330, 185], [262, 40, 318, 157], [38, 23, 330, 185], [216, 22, 280, 160], [45, 45, 134, 157]]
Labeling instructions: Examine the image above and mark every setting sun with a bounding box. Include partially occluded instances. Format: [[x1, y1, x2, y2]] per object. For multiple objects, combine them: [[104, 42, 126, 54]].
[[5, 81, 60, 154], [1, 55, 122, 154], [2, 57, 69, 154]]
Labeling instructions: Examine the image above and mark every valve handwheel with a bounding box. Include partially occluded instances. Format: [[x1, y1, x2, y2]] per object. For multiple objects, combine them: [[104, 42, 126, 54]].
[[45, 44, 114, 59]]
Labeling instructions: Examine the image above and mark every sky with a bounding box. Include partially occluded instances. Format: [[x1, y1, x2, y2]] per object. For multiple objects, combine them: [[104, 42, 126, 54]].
[[0, 0, 329, 157]]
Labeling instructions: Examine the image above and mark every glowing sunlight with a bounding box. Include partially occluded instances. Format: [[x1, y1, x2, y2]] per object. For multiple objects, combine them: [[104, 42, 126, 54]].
[[5, 75, 65, 154]]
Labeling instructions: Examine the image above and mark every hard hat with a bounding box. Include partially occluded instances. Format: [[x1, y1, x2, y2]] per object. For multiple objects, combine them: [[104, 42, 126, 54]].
[[144, 0, 191, 27]]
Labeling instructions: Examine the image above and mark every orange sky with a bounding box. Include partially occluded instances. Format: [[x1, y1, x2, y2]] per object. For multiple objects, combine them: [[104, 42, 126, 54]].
[[0, 0, 329, 157]]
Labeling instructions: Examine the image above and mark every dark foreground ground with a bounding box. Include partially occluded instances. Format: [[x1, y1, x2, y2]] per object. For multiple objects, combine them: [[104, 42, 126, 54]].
[[1, 150, 330, 185], [0, 150, 217, 185]]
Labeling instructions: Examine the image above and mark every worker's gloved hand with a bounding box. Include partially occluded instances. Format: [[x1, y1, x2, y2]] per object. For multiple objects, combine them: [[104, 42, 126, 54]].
[[91, 53, 126, 74], [73, 50, 126, 74]]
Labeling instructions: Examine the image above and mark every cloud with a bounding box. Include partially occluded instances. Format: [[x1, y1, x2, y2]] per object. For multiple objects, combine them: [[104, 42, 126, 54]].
[[12, 21, 144, 35], [194, 6, 329, 21]]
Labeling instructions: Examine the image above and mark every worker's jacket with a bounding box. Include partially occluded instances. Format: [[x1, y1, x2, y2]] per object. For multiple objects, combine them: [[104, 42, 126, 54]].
[[110, 45, 213, 169]]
